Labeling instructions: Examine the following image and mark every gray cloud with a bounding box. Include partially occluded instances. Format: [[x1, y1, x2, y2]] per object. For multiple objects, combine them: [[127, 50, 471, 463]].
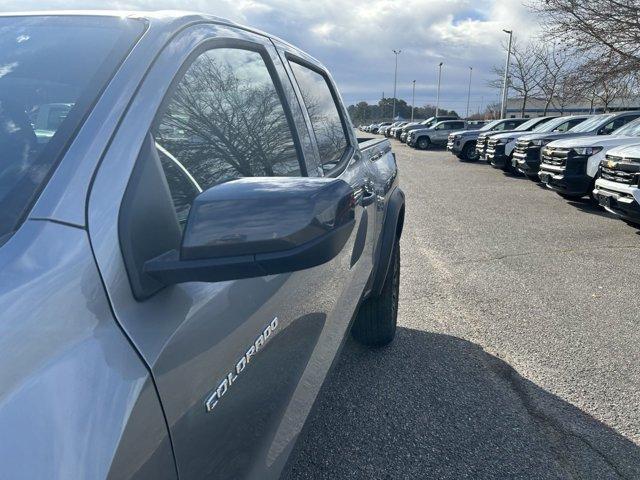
[[1, 0, 539, 113]]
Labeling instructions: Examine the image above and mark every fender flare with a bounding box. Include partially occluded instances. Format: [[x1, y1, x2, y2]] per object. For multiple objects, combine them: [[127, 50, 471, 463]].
[[370, 186, 405, 297]]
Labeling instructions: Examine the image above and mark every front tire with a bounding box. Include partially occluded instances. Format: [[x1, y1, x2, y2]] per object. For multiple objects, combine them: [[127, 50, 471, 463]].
[[417, 137, 431, 150], [461, 143, 477, 161], [352, 239, 400, 347]]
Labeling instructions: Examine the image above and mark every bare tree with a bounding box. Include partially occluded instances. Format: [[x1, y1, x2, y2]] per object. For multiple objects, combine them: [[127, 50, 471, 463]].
[[489, 37, 542, 116], [535, 42, 579, 114], [531, 0, 640, 78]]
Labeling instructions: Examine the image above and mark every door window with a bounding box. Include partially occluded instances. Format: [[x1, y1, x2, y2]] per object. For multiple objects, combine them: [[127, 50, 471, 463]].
[[288, 60, 349, 173], [152, 47, 302, 225], [600, 115, 640, 135]]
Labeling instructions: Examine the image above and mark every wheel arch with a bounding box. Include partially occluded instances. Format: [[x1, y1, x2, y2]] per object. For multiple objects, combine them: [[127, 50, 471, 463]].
[[369, 187, 405, 297]]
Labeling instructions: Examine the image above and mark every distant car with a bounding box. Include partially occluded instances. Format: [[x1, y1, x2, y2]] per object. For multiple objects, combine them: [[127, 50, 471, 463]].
[[484, 116, 556, 172], [389, 121, 414, 138], [447, 118, 527, 162], [539, 117, 640, 200], [513, 112, 640, 179], [399, 115, 458, 142], [474, 118, 531, 161], [372, 121, 392, 134], [382, 121, 402, 136], [407, 120, 468, 149]]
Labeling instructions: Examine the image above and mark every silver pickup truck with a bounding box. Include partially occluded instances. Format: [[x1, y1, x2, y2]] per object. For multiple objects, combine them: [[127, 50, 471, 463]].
[[0, 11, 404, 480]]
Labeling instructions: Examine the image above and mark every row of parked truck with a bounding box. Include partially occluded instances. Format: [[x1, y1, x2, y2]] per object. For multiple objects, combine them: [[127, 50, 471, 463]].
[[368, 111, 640, 226]]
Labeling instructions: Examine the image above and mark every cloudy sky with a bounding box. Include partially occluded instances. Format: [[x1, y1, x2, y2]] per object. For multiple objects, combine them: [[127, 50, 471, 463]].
[[2, 0, 540, 114]]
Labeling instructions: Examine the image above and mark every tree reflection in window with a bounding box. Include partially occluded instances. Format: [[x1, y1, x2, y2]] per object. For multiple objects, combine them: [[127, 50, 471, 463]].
[[153, 48, 301, 201], [289, 61, 348, 172]]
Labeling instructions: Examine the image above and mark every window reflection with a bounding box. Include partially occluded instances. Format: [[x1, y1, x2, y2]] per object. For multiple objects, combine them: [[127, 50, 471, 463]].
[[289, 61, 348, 172], [154, 48, 301, 202]]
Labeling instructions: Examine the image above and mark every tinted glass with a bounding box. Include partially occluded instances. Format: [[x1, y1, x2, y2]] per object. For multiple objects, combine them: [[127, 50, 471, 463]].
[[600, 115, 640, 135], [0, 16, 144, 244], [516, 117, 551, 131], [153, 47, 302, 224], [569, 114, 615, 133], [612, 117, 640, 136], [504, 120, 524, 130], [536, 116, 579, 133], [481, 120, 502, 131], [290, 61, 348, 172]]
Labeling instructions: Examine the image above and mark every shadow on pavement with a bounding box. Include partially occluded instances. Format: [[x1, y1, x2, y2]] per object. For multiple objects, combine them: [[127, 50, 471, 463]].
[[565, 198, 615, 219], [284, 328, 640, 480]]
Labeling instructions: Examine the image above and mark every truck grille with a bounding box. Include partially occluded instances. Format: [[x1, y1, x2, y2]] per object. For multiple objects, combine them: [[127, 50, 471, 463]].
[[600, 155, 640, 185], [600, 154, 640, 185], [514, 139, 531, 156], [541, 147, 570, 167], [475, 135, 488, 155]]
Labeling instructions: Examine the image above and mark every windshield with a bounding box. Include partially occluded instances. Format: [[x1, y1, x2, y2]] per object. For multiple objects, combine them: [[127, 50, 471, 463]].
[[612, 117, 640, 136], [515, 117, 545, 131], [479, 120, 501, 131], [0, 16, 144, 244], [569, 114, 613, 133], [534, 116, 578, 133]]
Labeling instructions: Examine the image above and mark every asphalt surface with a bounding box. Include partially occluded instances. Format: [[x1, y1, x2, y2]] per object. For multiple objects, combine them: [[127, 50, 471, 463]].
[[285, 138, 640, 480]]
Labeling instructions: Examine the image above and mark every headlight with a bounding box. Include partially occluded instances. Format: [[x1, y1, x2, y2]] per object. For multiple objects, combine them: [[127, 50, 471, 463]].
[[573, 146, 603, 156], [499, 138, 515, 144]]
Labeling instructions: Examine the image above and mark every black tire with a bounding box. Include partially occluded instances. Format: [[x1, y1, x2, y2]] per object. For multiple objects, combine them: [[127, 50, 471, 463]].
[[461, 143, 477, 161], [417, 136, 431, 150], [352, 239, 400, 347]]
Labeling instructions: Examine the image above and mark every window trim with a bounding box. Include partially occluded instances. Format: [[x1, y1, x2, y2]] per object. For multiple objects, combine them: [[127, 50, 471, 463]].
[[151, 38, 308, 178], [285, 53, 354, 177]]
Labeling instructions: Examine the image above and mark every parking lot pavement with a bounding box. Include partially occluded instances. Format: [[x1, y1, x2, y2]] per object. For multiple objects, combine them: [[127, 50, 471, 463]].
[[285, 140, 640, 480]]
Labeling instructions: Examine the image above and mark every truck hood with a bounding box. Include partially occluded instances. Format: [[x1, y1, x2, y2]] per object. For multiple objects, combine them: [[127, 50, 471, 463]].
[[606, 143, 640, 159], [548, 135, 640, 149], [518, 131, 593, 143], [487, 129, 530, 140], [453, 130, 482, 139], [410, 127, 435, 135]]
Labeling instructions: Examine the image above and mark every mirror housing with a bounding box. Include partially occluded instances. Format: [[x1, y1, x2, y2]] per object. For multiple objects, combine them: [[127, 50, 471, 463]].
[[144, 177, 356, 285]]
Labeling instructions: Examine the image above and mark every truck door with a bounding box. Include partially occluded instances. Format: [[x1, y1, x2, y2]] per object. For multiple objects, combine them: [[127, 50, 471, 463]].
[[87, 24, 369, 480], [278, 48, 378, 290]]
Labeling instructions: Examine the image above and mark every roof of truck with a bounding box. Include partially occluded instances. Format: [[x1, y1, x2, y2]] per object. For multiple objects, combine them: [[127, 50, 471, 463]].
[[0, 10, 317, 65]]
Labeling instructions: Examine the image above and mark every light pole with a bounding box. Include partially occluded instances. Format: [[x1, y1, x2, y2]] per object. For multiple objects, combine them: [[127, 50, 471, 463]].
[[411, 80, 416, 121], [466, 66, 473, 119], [436, 62, 443, 116], [392, 49, 401, 121], [500, 29, 513, 119]]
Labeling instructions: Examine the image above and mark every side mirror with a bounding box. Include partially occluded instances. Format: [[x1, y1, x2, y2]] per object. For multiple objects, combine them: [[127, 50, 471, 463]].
[[145, 177, 356, 284]]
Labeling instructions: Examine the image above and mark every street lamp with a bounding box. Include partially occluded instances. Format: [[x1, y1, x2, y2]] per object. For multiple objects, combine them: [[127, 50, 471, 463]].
[[466, 67, 473, 119], [500, 29, 513, 119], [436, 62, 443, 117], [392, 49, 401, 121], [411, 80, 416, 121]]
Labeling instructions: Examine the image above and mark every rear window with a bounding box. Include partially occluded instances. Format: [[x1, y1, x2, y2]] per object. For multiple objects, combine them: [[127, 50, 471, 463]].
[[0, 16, 144, 244]]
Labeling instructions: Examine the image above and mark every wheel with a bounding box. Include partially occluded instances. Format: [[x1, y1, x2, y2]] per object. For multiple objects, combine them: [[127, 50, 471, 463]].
[[352, 239, 400, 347], [461, 143, 477, 161], [417, 136, 431, 150]]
